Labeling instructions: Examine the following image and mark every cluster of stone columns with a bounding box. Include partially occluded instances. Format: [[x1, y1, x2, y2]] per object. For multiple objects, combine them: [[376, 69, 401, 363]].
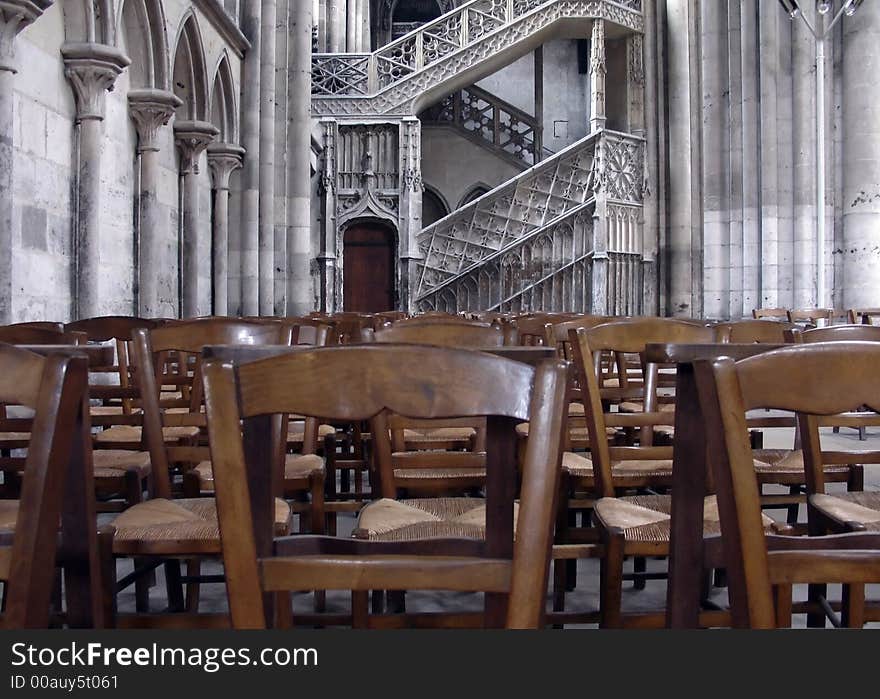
[[316, 0, 371, 53]]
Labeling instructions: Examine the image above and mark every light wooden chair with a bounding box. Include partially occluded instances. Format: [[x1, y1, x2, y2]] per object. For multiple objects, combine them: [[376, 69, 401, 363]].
[[0, 346, 88, 628], [203, 344, 568, 628], [696, 342, 880, 627]]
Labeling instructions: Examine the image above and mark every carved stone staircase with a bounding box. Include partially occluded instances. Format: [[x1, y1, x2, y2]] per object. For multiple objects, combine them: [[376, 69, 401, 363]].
[[419, 84, 548, 169], [311, 0, 644, 117], [414, 129, 646, 313]]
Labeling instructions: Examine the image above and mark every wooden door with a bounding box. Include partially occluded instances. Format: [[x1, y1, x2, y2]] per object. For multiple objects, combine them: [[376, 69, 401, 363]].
[[343, 224, 395, 312]]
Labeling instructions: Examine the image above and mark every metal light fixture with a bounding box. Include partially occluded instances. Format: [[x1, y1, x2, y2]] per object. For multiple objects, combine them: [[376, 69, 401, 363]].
[[844, 0, 865, 16], [779, 0, 802, 18], [817, 0, 833, 13]]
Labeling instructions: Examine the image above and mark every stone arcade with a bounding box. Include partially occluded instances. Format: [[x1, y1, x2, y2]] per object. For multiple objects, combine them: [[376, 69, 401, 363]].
[[0, 0, 878, 321]]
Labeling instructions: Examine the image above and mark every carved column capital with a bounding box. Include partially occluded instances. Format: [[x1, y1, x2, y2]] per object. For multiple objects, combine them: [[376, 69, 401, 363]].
[[62, 43, 130, 121], [0, 0, 53, 72], [207, 142, 244, 189], [174, 120, 220, 174], [128, 89, 183, 153]]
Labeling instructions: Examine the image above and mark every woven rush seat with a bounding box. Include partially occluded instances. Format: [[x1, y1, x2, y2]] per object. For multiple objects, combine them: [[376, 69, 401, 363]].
[[561, 451, 674, 481], [516, 423, 612, 440], [94, 425, 199, 445], [111, 497, 291, 554], [810, 492, 880, 531], [286, 422, 335, 442], [92, 450, 151, 479], [752, 449, 851, 482], [353, 497, 519, 542], [192, 453, 324, 490], [0, 432, 30, 448], [392, 466, 486, 481], [593, 494, 778, 544], [402, 426, 475, 446]]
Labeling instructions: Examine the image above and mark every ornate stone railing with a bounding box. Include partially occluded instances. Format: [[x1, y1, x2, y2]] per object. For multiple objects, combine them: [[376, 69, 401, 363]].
[[414, 131, 601, 297], [420, 84, 543, 168], [414, 129, 646, 313], [415, 204, 595, 313], [312, 0, 644, 116]]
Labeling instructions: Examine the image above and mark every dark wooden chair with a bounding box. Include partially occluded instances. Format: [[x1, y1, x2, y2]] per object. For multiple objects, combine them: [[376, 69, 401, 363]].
[[696, 342, 880, 627], [787, 308, 836, 327], [5, 321, 65, 332], [558, 317, 730, 627], [0, 345, 88, 628], [714, 318, 800, 343], [203, 344, 568, 628], [104, 319, 300, 624], [847, 308, 880, 325]]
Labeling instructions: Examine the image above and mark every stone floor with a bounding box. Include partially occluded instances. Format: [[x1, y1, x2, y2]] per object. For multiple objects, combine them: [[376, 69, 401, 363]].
[[110, 424, 880, 628]]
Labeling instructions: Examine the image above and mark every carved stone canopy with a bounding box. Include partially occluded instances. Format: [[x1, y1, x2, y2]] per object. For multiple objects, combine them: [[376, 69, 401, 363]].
[[128, 89, 184, 153], [174, 120, 220, 174], [61, 42, 131, 121], [206, 142, 245, 189], [0, 0, 53, 72]]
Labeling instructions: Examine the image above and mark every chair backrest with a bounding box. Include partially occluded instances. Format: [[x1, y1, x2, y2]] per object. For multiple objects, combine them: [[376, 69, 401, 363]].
[[752, 308, 789, 320], [847, 308, 880, 325], [546, 315, 616, 359], [696, 342, 880, 628], [393, 315, 489, 327], [368, 321, 507, 347], [787, 324, 880, 344], [202, 345, 568, 629], [6, 321, 65, 332], [0, 326, 86, 345], [131, 319, 293, 498], [786, 308, 835, 326], [0, 345, 86, 628], [714, 319, 800, 344], [569, 318, 720, 496]]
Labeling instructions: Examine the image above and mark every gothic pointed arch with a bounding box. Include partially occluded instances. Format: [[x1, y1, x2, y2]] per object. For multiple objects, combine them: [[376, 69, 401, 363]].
[[172, 12, 209, 121], [117, 0, 169, 89], [210, 51, 238, 142], [61, 0, 116, 43]]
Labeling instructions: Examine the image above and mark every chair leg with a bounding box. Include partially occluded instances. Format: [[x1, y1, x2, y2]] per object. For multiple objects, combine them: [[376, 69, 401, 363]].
[[371, 590, 384, 614], [352, 591, 369, 628], [632, 556, 647, 591], [842, 584, 866, 628], [785, 487, 801, 525], [806, 583, 827, 628], [98, 530, 117, 629], [774, 585, 793, 628], [134, 558, 150, 613], [164, 560, 185, 612], [599, 531, 625, 629], [123, 470, 143, 509], [309, 472, 325, 535], [184, 559, 201, 612]]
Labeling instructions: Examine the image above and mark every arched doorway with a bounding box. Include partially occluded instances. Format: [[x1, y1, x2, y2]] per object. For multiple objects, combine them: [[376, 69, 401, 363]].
[[343, 222, 396, 312], [422, 186, 449, 227]]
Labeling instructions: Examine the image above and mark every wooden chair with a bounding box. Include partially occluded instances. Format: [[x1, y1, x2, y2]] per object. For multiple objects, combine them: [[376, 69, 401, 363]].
[[4, 321, 65, 332], [752, 308, 789, 320], [714, 318, 800, 343], [559, 318, 729, 627], [63, 316, 162, 511], [847, 308, 880, 325], [104, 319, 302, 624], [0, 345, 88, 628], [0, 326, 85, 345], [787, 308, 836, 328], [203, 344, 568, 628], [696, 342, 880, 627]]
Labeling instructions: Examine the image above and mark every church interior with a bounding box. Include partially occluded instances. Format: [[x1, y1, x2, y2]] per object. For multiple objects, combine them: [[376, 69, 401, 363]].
[[1, 0, 880, 631]]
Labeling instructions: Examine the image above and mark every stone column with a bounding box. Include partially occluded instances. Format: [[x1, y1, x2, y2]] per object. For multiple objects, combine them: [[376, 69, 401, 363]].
[[792, 14, 817, 308], [347, 0, 357, 52], [626, 34, 645, 137], [589, 19, 606, 133], [240, 0, 261, 315], [0, 0, 51, 322], [208, 143, 244, 316], [287, 0, 313, 314], [328, 0, 345, 52], [62, 43, 130, 320], [259, 0, 276, 315], [398, 117, 423, 313], [842, 1, 880, 309], [360, 0, 371, 52], [174, 121, 219, 318], [317, 0, 328, 52], [317, 120, 337, 312], [128, 89, 182, 318]]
